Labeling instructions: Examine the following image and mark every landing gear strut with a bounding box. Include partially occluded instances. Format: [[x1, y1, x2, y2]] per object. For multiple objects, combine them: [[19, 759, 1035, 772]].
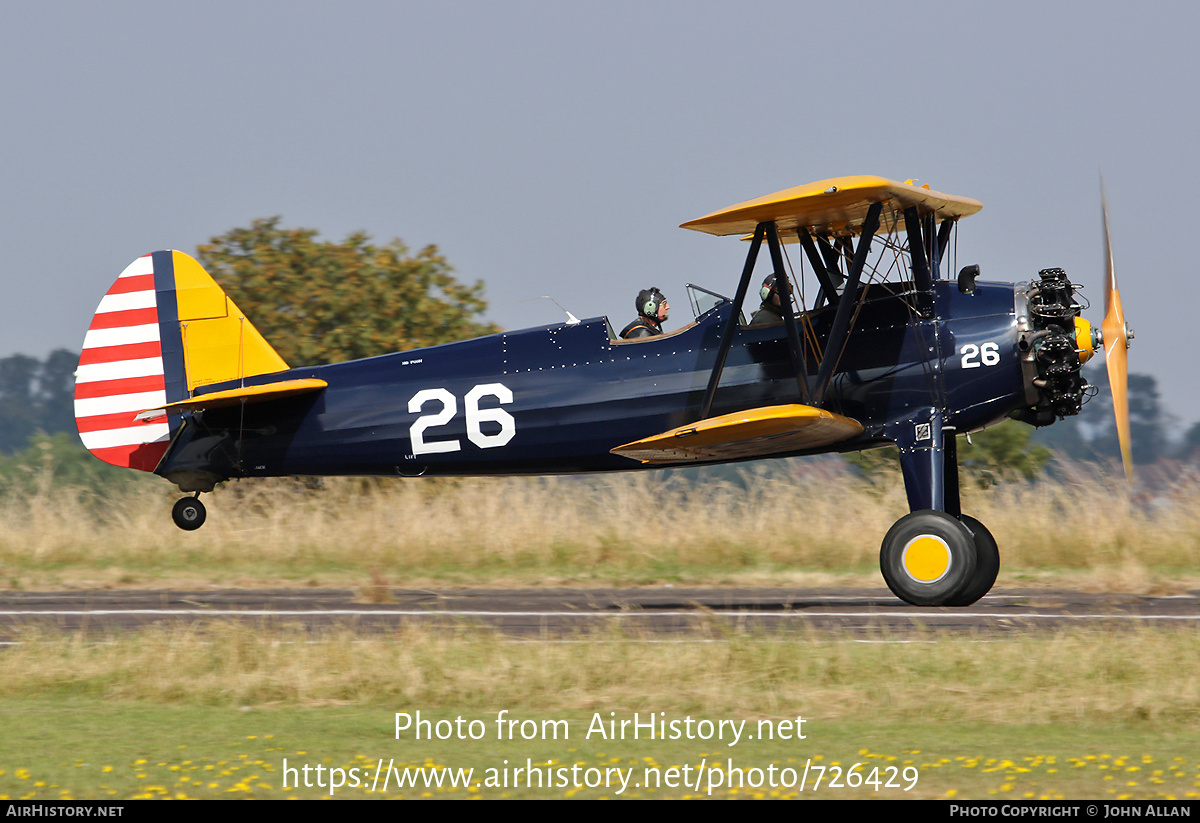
[[881, 409, 999, 606], [172, 494, 207, 531]]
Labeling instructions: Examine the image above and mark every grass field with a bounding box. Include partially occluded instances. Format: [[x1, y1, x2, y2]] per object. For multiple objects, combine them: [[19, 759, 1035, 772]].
[[3, 701, 1198, 799], [0, 626, 1198, 799], [0, 463, 1197, 800], [0, 460, 1197, 592]]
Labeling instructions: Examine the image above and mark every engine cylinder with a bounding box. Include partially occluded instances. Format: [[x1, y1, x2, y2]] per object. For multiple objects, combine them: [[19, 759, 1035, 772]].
[[1013, 268, 1089, 426]]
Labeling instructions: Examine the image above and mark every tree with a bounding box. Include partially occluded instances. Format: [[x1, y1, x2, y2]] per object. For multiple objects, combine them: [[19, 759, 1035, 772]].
[[0, 432, 145, 496], [957, 419, 1052, 483], [196, 218, 500, 367], [1027, 412, 1090, 460], [0, 354, 40, 453], [1073, 366, 1166, 465], [0, 349, 80, 454], [846, 419, 1052, 486], [1184, 420, 1200, 462], [34, 349, 77, 437]]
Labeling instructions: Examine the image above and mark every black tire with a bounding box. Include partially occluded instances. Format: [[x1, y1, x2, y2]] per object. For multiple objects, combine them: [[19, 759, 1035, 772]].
[[944, 515, 1000, 606], [880, 510, 978, 606], [172, 497, 207, 531]]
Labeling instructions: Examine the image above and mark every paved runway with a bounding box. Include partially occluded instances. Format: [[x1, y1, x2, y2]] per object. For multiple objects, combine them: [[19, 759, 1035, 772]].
[[2, 587, 1198, 639]]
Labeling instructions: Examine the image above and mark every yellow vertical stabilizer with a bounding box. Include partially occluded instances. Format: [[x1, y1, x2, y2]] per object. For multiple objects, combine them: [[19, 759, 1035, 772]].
[[171, 251, 289, 391]]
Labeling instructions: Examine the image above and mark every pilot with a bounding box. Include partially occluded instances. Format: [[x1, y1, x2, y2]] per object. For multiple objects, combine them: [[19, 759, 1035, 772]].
[[749, 273, 783, 325], [620, 287, 670, 339]]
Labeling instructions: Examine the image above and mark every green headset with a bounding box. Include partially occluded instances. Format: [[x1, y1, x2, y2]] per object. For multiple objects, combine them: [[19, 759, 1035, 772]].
[[760, 273, 778, 303], [637, 287, 666, 318]]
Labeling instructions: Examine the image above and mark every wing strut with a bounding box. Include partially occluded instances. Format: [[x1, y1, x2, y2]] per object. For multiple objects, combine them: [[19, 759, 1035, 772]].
[[797, 230, 843, 308], [697, 220, 811, 420], [924, 213, 937, 278], [698, 223, 765, 420], [935, 217, 956, 279], [765, 222, 811, 404], [811, 201, 883, 406], [903, 206, 933, 292]]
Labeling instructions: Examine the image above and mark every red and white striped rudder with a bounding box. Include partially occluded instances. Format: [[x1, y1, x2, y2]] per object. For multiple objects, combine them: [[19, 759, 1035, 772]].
[[74, 254, 171, 472]]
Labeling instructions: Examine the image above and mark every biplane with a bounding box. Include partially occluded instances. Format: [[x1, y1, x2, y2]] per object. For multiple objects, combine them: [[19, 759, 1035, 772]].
[[73, 175, 1133, 607]]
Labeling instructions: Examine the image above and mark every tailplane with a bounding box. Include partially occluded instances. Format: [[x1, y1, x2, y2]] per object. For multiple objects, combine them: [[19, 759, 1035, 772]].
[[74, 250, 289, 472]]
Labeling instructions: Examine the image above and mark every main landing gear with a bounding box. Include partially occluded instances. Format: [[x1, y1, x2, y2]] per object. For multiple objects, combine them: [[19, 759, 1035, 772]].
[[171, 494, 207, 531], [878, 410, 1000, 607], [879, 510, 1000, 607]]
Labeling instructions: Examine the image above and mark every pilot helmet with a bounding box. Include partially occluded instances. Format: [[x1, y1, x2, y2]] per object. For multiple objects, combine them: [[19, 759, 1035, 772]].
[[760, 273, 778, 303], [637, 287, 667, 319]]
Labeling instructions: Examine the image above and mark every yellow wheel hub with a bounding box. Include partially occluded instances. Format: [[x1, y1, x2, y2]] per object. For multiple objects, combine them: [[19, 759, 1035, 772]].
[[901, 535, 951, 583]]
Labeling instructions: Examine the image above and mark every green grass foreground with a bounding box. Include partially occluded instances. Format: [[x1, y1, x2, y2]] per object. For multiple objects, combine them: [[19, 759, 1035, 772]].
[[0, 626, 1199, 799]]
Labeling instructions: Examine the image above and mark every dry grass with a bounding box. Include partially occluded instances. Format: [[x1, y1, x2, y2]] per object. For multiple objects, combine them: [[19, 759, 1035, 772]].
[[3, 623, 1199, 728], [0, 460, 1197, 589]]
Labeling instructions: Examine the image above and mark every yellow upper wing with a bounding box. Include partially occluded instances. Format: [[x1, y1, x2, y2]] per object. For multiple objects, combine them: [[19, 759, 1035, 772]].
[[680, 175, 981, 238]]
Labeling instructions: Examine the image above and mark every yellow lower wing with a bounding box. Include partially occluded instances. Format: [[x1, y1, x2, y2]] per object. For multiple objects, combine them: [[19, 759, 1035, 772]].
[[611, 404, 863, 464]]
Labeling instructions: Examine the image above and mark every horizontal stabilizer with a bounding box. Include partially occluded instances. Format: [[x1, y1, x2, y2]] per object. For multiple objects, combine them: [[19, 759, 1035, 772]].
[[611, 404, 863, 464], [135, 378, 327, 422]]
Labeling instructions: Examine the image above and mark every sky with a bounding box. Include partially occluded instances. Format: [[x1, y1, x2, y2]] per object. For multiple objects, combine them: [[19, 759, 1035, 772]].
[[2, 1, 1195, 428]]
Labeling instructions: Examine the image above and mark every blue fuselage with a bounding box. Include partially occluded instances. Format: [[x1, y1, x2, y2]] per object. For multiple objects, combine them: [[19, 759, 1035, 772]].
[[158, 281, 1026, 483]]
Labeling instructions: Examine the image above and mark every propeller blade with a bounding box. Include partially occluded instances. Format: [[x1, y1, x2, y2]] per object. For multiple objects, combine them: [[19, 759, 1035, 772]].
[[1099, 186, 1133, 482]]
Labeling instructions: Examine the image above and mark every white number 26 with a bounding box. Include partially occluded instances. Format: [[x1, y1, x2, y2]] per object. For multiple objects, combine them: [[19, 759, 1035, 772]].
[[408, 383, 516, 455], [960, 342, 1000, 369]]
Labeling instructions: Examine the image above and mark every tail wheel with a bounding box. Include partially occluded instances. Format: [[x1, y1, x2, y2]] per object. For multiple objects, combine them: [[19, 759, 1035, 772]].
[[880, 510, 977, 606], [172, 496, 207, 531], [944, 515, 1000, 607]]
